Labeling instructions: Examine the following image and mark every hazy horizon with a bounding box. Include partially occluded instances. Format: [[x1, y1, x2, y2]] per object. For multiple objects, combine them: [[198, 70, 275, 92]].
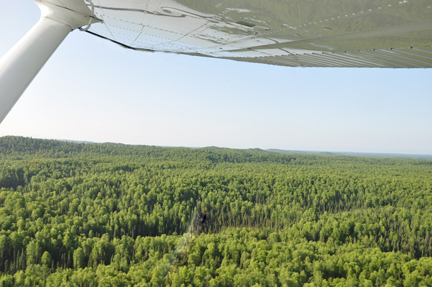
[[2, 135, 431, 158]]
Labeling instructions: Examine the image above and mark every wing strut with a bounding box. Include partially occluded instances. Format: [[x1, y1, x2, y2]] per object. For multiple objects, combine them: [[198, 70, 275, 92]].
[[0, 0, 99, 124]]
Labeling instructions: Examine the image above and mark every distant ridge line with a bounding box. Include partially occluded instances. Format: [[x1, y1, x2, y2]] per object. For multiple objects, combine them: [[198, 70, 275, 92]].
[[267, 148, 432, 159], [1, 136, 430, 159]]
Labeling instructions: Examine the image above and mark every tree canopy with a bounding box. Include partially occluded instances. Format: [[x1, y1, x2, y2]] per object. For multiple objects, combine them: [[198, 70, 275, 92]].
[[0, 136, 431, 286]]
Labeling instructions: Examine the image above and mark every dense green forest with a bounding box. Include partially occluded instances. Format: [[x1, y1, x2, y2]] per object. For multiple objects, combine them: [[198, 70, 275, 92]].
[[0, 136, 431, 286]]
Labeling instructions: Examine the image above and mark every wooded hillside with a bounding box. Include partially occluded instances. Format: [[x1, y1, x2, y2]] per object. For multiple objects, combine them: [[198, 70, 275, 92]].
[[0, 136, 431, 286]]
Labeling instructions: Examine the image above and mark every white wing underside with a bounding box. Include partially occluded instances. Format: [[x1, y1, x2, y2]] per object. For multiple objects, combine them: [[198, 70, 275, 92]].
[[48, 0, 432, 67]]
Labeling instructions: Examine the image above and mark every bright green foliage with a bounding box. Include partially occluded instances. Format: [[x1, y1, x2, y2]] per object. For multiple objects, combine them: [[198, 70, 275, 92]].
[[73, 248, 85, 270], [0, 136, 432, 286], [41, 251, 51, 268]]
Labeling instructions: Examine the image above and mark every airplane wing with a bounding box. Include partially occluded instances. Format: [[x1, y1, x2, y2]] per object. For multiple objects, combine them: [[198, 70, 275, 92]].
[[84, 0, 432, 68], [1, 0, 431, 123]]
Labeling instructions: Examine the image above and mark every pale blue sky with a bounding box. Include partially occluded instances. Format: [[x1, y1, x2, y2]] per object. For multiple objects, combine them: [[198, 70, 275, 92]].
[[1, 0, 431, 154]]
